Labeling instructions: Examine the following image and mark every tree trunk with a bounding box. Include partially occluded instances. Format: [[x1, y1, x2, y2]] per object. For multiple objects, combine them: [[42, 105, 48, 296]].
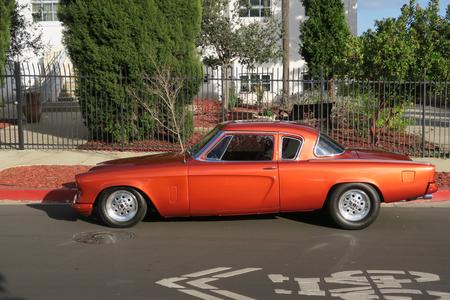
[[221, 63, 231, 120], [327, 77, 337, 102], [281, 0, 290, 109]]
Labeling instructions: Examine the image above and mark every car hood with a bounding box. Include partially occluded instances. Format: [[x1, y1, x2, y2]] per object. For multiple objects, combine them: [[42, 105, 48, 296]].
[[90, 152, 185, 171], [347, 149, 411, 161]]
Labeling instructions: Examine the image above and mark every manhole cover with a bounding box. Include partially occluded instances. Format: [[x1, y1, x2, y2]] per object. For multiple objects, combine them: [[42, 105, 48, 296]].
[[73, 231, 135, 245]]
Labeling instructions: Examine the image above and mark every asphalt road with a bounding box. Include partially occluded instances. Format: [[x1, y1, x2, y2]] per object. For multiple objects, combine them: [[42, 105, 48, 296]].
[[0, 205, 449, 300]]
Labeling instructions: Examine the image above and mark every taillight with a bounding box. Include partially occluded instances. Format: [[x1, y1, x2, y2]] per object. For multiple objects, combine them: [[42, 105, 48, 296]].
[[426, 182, 438, 194]]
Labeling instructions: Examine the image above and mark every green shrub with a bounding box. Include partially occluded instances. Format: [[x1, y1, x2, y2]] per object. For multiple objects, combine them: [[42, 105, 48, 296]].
[[0, 0, 14, 77], [59, 0, 203, 142]]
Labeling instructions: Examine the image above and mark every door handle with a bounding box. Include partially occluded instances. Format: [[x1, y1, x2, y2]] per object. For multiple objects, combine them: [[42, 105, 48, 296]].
[[262, 166, 277, 170]]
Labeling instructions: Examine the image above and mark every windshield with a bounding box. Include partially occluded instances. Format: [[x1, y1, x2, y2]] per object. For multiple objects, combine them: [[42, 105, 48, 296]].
[[188, 127, 220, 156], [314, 133, 345, 156]]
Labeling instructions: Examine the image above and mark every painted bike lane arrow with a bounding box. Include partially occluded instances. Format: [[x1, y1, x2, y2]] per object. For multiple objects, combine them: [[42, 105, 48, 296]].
[[156, 267, 262, 300]]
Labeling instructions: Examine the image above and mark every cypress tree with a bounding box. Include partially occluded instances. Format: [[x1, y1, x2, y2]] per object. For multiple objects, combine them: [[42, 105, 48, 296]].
[[299, 0, 351, 79], [59, 0, 202, 142]]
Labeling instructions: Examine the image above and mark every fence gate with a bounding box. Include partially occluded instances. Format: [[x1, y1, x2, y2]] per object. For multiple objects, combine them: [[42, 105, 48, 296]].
[[1, 62, 88, 150]]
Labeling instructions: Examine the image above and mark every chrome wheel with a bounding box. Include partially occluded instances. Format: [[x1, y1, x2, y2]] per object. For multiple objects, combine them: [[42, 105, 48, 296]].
[[338, 189, 371, 222], [105, 190, 138, 222]]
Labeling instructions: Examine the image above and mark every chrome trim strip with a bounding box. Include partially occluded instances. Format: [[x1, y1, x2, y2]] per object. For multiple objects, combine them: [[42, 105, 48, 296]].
[[205, 135, 233, 161], [193, 131, 226, 160]]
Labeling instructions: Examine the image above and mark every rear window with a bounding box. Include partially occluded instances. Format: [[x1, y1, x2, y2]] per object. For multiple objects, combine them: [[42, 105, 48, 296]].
[[314, 134, 345, 156]]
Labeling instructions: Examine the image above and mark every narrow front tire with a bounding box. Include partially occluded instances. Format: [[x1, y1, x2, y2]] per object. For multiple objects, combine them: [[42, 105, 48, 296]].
[[97, 187, 147, 228]]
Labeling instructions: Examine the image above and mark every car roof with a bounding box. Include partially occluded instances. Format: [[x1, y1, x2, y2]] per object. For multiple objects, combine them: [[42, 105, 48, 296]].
[[220, 121, 319, 135]]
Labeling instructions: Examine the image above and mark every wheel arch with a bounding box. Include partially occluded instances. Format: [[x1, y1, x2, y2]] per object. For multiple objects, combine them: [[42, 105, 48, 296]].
[[322, 181, 384, 209]]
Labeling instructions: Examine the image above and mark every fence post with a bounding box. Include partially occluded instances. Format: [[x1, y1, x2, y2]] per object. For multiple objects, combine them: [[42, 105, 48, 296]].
[[421, 82, 427, 157], [14, 62, 25, 150]]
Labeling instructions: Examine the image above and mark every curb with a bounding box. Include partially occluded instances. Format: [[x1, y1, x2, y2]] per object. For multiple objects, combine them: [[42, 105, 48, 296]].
[[0, 188, 76, 204], [0, 187, 450, 205]]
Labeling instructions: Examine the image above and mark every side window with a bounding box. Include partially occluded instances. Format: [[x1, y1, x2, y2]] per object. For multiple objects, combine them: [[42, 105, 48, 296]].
[[206, 136, 232, 160], [282, 137, 302, 160], [314, 134, 345, 156], [222, 135, 274, 161]]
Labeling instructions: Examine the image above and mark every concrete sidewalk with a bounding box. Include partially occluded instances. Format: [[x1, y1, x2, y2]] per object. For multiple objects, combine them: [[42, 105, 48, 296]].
[[0, 150, 159, 170], [0, 150, 449, 171]]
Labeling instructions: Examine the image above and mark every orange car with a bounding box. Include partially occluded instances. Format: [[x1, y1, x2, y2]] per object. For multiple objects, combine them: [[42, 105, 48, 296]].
[[73, 121, 438, 230]]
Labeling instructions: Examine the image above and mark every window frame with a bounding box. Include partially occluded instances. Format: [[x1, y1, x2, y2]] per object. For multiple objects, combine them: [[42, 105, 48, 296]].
[[280, 136, 304, 161], [240, 73, 272, 93], [32, 0, 60, 22], [239, 0, 272, 18], [198, 131, 277, 162]]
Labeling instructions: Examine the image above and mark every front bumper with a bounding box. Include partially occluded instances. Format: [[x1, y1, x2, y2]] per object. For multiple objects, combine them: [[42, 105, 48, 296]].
[[72, 190, 94, 217]]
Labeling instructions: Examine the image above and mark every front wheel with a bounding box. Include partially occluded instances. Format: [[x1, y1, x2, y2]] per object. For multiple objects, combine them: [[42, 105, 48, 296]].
[[327, 183, 380, 230], [97, 187, 148, 228]]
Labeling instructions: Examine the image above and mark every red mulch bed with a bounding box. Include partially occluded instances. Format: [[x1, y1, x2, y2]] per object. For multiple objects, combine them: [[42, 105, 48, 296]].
[[78, 132, 205, 152], [436, 172, 450, 188], [0, 165, 92, 189], [0, 165, 449, 191]]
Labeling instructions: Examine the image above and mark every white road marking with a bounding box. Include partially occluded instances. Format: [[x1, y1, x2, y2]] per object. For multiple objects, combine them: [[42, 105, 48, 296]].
[[268, 274, 289, 283], [370, 275, 412, 289], [427, 291, 450, 299], [214, 289, 256, 300], [379, 288, 422, 295], [274, 289, 292, 295], [184, 267, 232, 278], [410, 271, 440, 282], [213, 268, 262, 278], [330, 286, 374, 293], [157, 268, 450, 300], [368, 270, 406, 274], [325, 270, 370, 286], [155, 277, 187, 289], [179, 289, 224, 300], [295, 277, 325, 296], [187, 278, 220, 290], [156, 267, 262, 300]]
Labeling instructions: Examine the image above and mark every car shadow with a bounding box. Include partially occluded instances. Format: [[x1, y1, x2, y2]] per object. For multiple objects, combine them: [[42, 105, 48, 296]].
[[0, 273, 27, 300], [144, 213, 278, 223], [26, 204, 99, 226], [26, 202, 336, 229], [279, 211, 339, 229]]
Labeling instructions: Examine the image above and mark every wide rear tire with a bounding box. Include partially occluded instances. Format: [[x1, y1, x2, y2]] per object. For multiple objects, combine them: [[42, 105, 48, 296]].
[[97, 187, 147, 228], [327, 183, 380, 230]]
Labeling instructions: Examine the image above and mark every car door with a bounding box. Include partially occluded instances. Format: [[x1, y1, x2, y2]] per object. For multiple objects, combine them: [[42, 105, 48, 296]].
[[188, 133, 279, 215], [278, 134, 329, 211]]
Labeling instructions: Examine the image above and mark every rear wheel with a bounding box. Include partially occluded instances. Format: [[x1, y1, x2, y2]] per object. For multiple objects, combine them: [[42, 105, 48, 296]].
[[327, 183, 380, 230], [98, 187, 147, 228]]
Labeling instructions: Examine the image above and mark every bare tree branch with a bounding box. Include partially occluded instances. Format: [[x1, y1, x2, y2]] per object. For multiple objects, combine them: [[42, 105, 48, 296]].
[[128, 64, 188, 153]]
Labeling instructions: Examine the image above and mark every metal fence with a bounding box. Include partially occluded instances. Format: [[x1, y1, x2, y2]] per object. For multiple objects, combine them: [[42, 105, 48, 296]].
[[1, 62, 449, 157]]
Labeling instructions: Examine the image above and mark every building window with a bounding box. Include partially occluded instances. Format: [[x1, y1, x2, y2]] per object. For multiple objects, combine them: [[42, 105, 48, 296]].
[[239, 0, 271, 17], [240, 74, 271, 93], [32, 0, 60, 22]]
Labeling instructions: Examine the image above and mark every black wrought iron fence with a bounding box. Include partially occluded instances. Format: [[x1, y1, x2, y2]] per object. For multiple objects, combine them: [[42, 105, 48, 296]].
[[1, 62, 449, 157]]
